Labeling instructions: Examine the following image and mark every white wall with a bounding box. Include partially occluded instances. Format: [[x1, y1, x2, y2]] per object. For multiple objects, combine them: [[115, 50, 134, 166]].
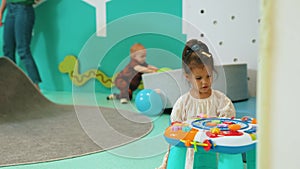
[[182, 0, 260, 97], [258, 0, 300, 169]]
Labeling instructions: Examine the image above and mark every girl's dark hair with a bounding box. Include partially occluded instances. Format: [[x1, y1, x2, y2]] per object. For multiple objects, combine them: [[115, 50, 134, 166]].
[[182, 39, 215, 74]]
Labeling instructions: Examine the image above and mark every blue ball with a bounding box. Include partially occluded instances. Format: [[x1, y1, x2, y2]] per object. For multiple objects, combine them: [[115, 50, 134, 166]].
[[135, 89, 163, 116]]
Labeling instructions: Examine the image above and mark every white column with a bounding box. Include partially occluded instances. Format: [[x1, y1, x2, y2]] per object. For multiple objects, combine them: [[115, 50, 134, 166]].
[[258, 0, 300, 168]]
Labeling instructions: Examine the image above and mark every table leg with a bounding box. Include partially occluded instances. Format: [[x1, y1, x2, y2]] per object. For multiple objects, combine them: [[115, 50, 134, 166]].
[[167, 146, 186, 169], [218, 153, 244, 169], [246, 149, 256, 169]]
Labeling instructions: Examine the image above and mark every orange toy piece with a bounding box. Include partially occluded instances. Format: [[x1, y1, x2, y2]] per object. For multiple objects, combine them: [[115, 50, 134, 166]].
[[183, 139, 192, 147], [251, 118, 257, 124], [206, 122, 217, 127], [228, 124, 241, 131], [180, 128, 199, 147], [183, 128, 198, 140]]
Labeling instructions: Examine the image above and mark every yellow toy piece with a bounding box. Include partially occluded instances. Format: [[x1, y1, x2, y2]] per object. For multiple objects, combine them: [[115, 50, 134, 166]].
[[59, 55, 144, 89], [157, 67, 172, 73], [210, 128, 221, 135]]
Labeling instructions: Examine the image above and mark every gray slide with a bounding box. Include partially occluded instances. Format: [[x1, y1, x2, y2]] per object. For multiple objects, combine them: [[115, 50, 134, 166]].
[[0, 57, 152, 166]]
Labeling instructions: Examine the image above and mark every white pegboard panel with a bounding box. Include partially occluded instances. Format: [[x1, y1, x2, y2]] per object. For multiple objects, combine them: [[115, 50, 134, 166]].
[[182, 0, 260, 96]]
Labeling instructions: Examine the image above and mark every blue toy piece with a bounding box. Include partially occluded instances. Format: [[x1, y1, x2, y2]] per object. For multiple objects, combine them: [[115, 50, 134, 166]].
[[135, 89, 163, 116]]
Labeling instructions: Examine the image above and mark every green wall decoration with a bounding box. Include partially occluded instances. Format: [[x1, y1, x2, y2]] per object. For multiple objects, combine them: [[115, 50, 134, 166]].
[[58, 55, 115, 88]]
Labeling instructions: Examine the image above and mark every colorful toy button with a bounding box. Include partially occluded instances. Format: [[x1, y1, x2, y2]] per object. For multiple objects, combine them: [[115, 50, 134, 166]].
[[182, 126, 192, 132], [228, 124, 241, 131], [210, 128, 221, 135], [211, 120, 221, 124], [206, 122, 218, 127], [217, 123, 228, 128], [250, 133, 257, 140], [171, 126, 182, 132], [223, 121, 235, 125], [251, 118, 257, 124]]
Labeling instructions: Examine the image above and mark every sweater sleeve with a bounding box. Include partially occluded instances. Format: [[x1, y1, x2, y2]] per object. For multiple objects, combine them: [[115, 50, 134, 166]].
[[217, 93, 236, 118], [170, 96, 185, 122]]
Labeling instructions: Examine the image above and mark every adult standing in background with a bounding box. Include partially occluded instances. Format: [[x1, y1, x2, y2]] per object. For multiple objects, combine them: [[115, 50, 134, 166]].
[[0, 0, 41, 89]]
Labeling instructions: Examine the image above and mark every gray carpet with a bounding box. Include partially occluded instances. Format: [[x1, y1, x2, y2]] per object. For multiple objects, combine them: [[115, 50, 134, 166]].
[[0, 57, 153, 166]]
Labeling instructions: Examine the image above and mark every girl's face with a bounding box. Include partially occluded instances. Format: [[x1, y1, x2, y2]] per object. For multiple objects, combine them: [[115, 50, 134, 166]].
[[185, 66, 213, 99]]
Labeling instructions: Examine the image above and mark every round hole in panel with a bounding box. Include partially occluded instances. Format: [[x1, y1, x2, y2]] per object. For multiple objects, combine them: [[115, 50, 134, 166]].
[[252, 39, 256, 43], [213, 20, 218, 25], [233, 58, 238, 62], [258, 19, 261, 23], [200, 9, 205, 14], [219, 41, 223, 46], [231, 16, 235, 20], [200, 33, 205, 37]]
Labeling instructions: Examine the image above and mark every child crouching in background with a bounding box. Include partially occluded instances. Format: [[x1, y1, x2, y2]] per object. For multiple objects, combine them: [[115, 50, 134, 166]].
[[107, 43, 158, 104]]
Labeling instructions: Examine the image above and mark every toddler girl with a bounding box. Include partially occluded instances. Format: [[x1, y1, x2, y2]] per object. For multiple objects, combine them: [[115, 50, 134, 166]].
[[158, 39, 236, 169]]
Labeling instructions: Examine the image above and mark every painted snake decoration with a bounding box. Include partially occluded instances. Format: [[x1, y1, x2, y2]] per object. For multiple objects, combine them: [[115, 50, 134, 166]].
[[58, 55, 115, 88]]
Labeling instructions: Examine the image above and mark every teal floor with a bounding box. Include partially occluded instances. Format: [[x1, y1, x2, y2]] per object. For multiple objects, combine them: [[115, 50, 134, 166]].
[[1, 91, 256, 169], [1, 91, 170, 169]]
